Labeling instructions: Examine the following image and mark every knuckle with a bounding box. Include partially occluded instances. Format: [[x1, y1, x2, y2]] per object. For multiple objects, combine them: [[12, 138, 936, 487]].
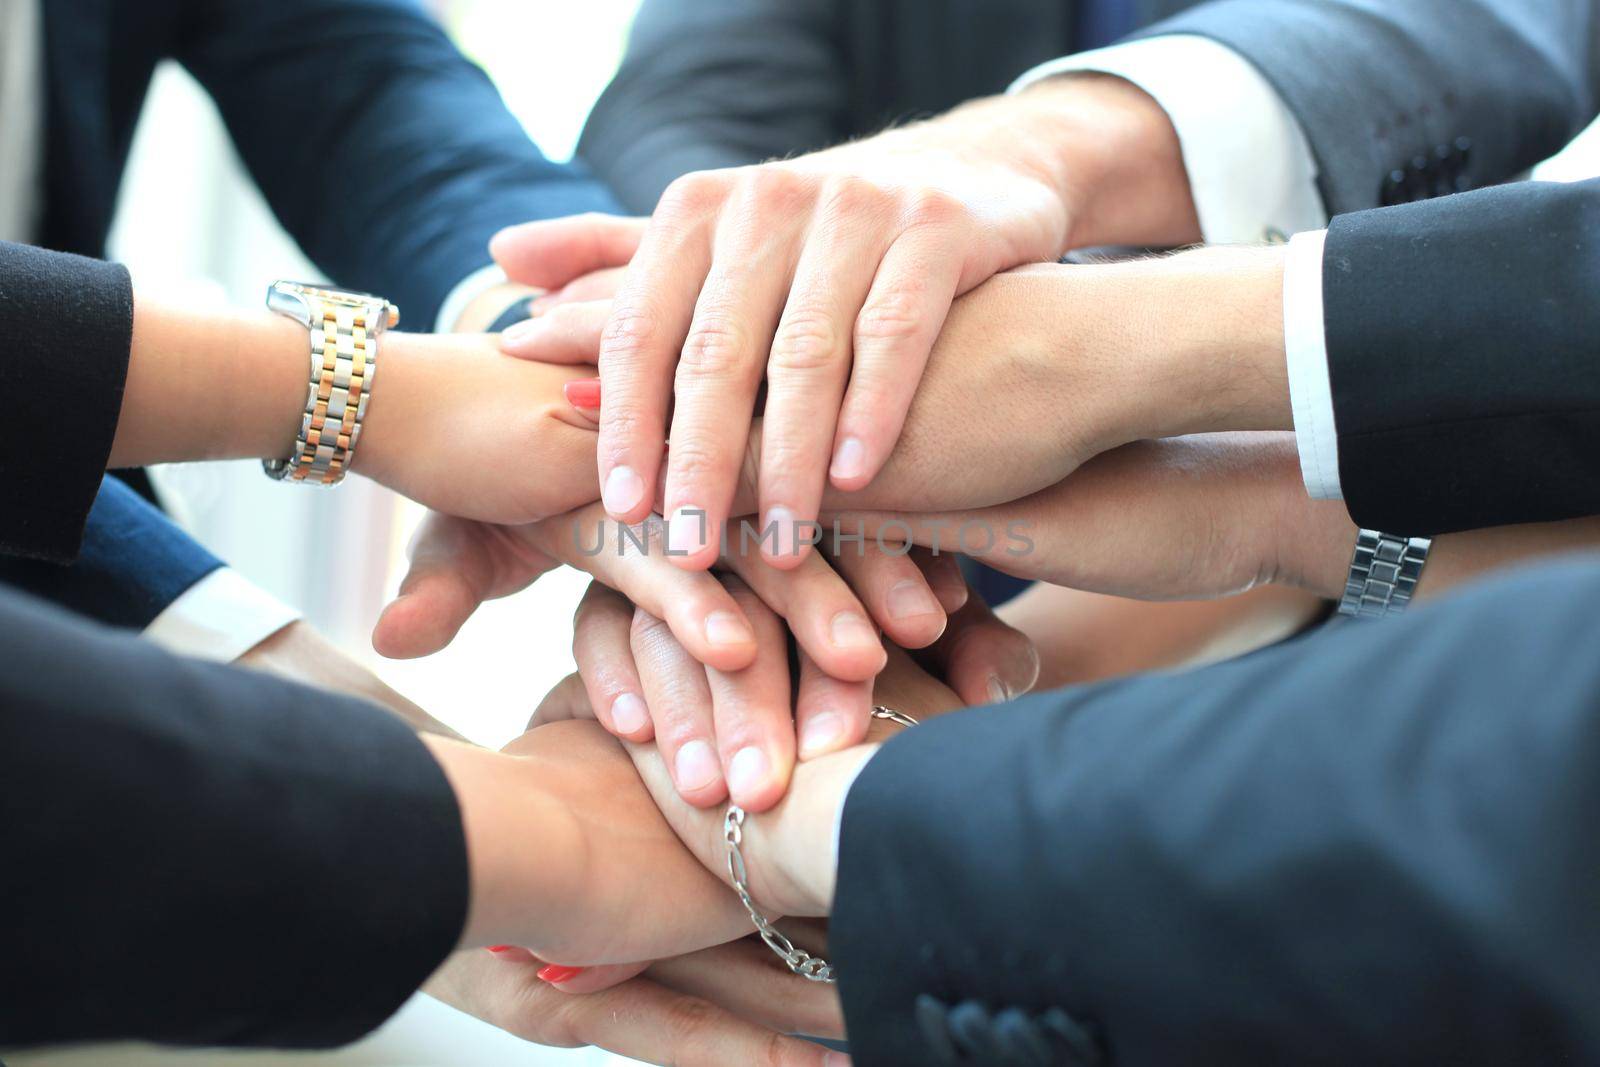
[[737, 165, 813, 213], [663, 439, 726, 485], [819, 174, 888, 221], [658, 170, 732, 217], [599, 305, 661, 366], [629, 607, 670, 646], [855, 284, 932, 348], [902, 187, 967, 229], [770, 310, 844, 374], [660, 994, 722, 1049], [680, 311, 751, 379]]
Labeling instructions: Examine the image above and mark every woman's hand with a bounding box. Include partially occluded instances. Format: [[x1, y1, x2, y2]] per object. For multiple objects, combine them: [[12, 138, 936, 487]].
[[425, 940, 847, 1067]]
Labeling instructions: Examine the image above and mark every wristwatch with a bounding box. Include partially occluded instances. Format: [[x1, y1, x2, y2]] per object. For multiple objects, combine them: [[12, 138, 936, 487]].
[[264, 281, 399, 485], [1337, 528, 1432, 618]]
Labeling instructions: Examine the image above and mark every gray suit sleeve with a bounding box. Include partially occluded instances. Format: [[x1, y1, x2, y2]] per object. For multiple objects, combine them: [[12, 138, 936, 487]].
[[834, 557, 1600, 1064], [1139, 0, 1600, 215], [577, 0, 847, 213]]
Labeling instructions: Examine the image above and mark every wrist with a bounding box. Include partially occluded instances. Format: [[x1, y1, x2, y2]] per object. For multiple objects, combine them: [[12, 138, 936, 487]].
[[745, 743, 877, 916], [424, 736, 576, 949], [1071, 245, 1293, 446], [1015, 73, 1201, 249]]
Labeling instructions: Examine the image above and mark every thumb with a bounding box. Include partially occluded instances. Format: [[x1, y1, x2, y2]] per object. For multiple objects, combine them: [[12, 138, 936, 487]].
[[490, 213, 647, 289]]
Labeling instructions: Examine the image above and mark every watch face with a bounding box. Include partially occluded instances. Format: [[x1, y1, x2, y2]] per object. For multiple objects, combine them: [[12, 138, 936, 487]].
[[267, 280, 399, 328]]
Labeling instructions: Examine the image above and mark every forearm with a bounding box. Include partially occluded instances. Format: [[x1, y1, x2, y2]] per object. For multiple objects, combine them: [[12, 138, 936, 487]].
[[237, 620, 466, 741]]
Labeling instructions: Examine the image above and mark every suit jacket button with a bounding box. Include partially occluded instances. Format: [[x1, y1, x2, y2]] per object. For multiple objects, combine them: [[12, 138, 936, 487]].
[[914, 994, 960, 1063], [993, 1007, 1054, 1066], [1040, 1007, 1107, 1065], [948, 1000, 998, 1061]]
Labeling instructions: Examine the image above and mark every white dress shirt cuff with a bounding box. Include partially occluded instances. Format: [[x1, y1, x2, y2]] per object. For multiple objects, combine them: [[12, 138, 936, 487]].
[[1010, 35, 1327, 244], [1283, 228, 1341, 500], [143, 568, 301, 662], [434, 263, 509, 334]]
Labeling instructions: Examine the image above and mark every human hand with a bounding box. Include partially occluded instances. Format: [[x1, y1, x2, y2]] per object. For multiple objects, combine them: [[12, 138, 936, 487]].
[[500, 247, 1295, 521], [350, 332, 600, 524], [491, 76, 1199, 573], [374, 501, 970, 798], [425, 938, 847, 1067], [552, 576, 996, 813]]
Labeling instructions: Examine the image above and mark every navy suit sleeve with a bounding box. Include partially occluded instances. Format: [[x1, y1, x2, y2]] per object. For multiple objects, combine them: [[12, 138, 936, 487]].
[[1141, 0, 1600, 216], [174, 0, 621, 329], [834, 555, 1600, 1065], [1321, 178, 1600, 533], [0, 585, 468, 1050], [578, 0, 845, 214], [0, 476, 221, 628]]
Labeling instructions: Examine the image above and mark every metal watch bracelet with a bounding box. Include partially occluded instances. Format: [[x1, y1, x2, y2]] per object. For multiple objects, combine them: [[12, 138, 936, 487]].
[[1338, 528, 1432, 618], [724, 705, 919, 983]]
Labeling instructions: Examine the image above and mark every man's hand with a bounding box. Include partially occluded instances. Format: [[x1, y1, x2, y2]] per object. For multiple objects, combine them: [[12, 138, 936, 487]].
[[491, 76, 1198, 574]]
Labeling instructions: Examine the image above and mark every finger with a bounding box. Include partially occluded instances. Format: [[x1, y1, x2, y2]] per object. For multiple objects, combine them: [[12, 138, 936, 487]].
[[542, 265, 627, 308], [911, 545, 968, 613], [539, 960, 649, 995], [527, 672, 594, 730], [563, 974, 843, 1067], [499, 299, 608, 364], [528, 506, 758, 672], [661, 201, 799, 571], [630, 606, 726, 806], [706, 578, 795, 812], [724, 545, 887, 682], [372, 515, 553, 659], [649, 938, 845, 1041], [570, 582, 653, 740], [757, 205, 887, 569], [793, 646, 873, 762], [925, 593, 1041, 706], [598, 181, 722, 524], [829, 538, 947, 650], [489, 213, 646, 289], [563, 377, 601, 425], [831, 227, 964, 491]]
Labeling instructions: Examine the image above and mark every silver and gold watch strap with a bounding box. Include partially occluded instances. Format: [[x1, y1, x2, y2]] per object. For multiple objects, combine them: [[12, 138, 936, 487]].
[[263, 281, 398, 486], [1338, 529, 1432, 618]]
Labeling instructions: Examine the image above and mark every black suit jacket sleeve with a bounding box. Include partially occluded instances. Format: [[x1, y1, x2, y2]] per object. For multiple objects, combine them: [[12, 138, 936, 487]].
[[577, 0, 846, 214], [1322, 178, 1600, 534], [0, 585, 468, 1050], [173, 0, 620, 328], [0, 241, 133, 562], [833, 556, 1600, 1065], [1144, 0, 1600, 215]]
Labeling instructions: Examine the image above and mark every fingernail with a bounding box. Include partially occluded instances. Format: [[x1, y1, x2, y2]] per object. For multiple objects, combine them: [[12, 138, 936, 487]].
[[885, 578, 941, 621], [763, 505, 797, 558], [610, 693, 648, 734], [830, 436, 867, 482], [824, 1053, 853, 1067], [704, 609, 754, 649], [536, 964, 585, 984], [986, 674, 1012, 704], [727, 746, 771, 801], [499, 317, 539, 346], [563, 378, 602, 410], [667, 505, 708, 555], [485, 945, 514, 954], [675, 740, 722, 791], [526, 294, 556, 318], [799, 712, 846, 759], [602, 466, 645, 516], [830, 610, 878, 651]]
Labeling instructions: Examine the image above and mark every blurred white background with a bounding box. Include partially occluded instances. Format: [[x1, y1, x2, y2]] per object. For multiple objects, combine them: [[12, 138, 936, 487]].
[[15, 0, 1600, 1062]]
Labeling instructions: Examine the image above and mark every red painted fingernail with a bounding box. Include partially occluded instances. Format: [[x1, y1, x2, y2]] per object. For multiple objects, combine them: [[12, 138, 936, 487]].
[[563, 378, 601, 410], [537, 964, 585, 984], [485, 945, 514, 954]]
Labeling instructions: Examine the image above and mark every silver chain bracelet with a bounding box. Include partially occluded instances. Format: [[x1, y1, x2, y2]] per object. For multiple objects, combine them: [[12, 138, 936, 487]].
[[723, 705, 919, 983]]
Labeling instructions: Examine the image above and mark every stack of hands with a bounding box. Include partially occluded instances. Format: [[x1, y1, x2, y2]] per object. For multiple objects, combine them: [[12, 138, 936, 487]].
[[185, 76, 1597, 1063]]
